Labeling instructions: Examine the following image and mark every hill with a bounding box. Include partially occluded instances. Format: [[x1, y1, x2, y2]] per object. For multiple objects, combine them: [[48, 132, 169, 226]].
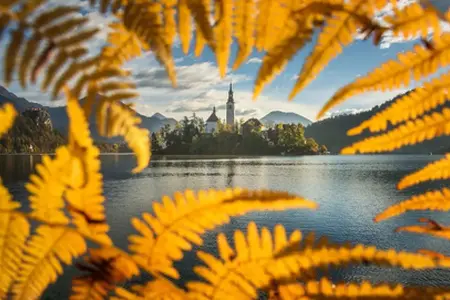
[[304, 91, 450, 154], [260, 111, 312, 127], [0, 86, 177, 141]]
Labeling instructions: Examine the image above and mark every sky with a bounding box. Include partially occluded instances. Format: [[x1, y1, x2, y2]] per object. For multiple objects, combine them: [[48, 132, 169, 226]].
[[2, 0, 450, 122]]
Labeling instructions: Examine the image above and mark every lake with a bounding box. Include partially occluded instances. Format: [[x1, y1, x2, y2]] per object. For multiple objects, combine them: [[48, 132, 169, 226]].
[[1, 154, 450, 298]]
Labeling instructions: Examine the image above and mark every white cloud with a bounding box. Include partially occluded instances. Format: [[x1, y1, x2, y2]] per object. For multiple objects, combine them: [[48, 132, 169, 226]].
[[246, 57, 262, 64]]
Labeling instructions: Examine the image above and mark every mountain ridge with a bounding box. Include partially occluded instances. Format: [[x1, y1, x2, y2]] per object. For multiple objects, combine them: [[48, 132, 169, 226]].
[[260, 110, 312, 127]]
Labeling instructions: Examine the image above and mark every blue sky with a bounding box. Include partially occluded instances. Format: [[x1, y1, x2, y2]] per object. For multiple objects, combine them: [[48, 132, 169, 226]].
[[3, 0, 448, 122]]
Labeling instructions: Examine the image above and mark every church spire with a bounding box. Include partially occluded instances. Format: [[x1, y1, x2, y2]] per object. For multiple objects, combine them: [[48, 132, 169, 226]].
[[227, 81, 234, 103]]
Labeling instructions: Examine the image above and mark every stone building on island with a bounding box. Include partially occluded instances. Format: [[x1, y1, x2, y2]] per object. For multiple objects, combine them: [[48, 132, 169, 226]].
[[205, 83, 235, 134]]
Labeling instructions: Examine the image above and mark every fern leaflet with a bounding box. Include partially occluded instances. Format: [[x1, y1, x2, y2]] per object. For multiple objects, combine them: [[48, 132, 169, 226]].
[[290, 0, 369, 100], [71, 247, 139, 300], [375, 188, 450, 222], [25, 146, 72, 225], [348, 72, 450, 135], [341, 108, 450, 154], [214, 0, 233, 78], [178, 0, 192, 54], [232, 0, 255, 70], [397, 154, 450, 189], [319, 34, 450, 118], [396, 218, 450, 241], [187, 221, 302, 299], [0, 103, 16, 137], [12, 226, 86, 300], [0, 180, 29, 298], [129, 188, 316, 278], [113, 278, 186, 300], [384, 2, 442, 41], [271, 278, 448, 299]]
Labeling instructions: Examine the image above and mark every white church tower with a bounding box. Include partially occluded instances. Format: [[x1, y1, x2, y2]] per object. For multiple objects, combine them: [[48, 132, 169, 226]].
[[226, 82, 235, 127]]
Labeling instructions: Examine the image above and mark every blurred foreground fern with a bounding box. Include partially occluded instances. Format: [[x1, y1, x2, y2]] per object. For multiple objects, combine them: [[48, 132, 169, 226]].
[[1, 0, 450, 299]]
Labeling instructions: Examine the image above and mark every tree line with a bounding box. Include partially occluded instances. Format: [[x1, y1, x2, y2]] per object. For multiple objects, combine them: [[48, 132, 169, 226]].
[[151, 114, 327, 155]]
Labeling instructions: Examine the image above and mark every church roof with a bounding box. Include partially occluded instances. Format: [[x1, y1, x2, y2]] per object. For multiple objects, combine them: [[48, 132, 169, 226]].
[[206, 109, 219, 122]]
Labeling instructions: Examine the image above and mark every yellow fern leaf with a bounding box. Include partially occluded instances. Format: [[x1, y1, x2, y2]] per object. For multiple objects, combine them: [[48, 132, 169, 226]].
[[232, 0, 255, 70], [398, 154, 450, 189], [4, 25, 24, 85], [19, 34, 41, 88], [0, 179, 29, 298], [274, 279, 405, 299], [255, 0, 291, 51], [396, 218, 450, 241], [341, 108, 450, 154], [273, 278, 448, 299], [267, 243, 441, 283], [163, 0, 177, 48], [71, 247, 139, 300], [122, 1, 176, 86], [178, 0, 192, 54], [113, 278, 186, 300], [375, 188, 450, 222], [319, 34, 450, 118], [0, 103, 17, 138], [384, 2, 442, 41], [186, 0, 214, 48], [25, 146, 72, 225], [129, 189, 316, 279], [349, 74, 450, 135], [187, 221, 302, 299], [65, 89, 111, 245], [195, 28, 206, 57], [289, 0, 370, 100], [253, 14, 315, 99], [214, 0, 233, 78], [13, 226, 86, 300]]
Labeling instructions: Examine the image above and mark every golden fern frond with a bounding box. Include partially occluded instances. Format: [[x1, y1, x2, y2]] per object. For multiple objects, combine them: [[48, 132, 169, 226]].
[[97, 101, 150, 173], [214, 0, 233, 78], [0, 179, 29, 298], [267, 243, 441, 285], [397, 154, 450, 189], [163, 0, 177, 48], [348, 73, 450, 135], [289, 0, 374, 100], [193, 0, 211, 57], [129, 188, 316, 279], [3, 4, 96, 90], [318, 33, 450, 118], [253, 13, 316, 99], [25, 146, 72, 225], [65, 90, 111, 245], [375, 188, 450, 222], [255, 0, 292, 51], [0, 103, 17, 137], [113, 278, 186, 300], [122, 1, 176, 86], [71, 247, 139, 300], [12, 226, 86, 300], [271, 278, 448, 299], [187, 221, 303, 299], [384, 2, 442, 41], [341, 108, 450, 154], [232, 0, 255, 70], [100, 22, 145, 69], [396, 218, 450, 241], [178, 0, 192, 54], [186, 0, 215, 49]]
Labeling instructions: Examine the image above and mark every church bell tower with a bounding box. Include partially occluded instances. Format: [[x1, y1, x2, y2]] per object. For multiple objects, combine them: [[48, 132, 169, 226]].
[[226, 83, 235, 127]]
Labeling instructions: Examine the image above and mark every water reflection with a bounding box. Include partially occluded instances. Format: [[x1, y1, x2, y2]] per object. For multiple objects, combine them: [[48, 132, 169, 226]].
[[1, 154, 450, 299]]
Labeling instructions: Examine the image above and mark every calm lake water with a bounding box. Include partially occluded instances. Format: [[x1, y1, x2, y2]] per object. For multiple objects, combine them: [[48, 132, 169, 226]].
[[1, 154, 450, 298]]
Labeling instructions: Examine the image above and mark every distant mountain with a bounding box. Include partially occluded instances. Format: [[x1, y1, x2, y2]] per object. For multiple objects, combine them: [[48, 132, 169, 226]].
[[305, 91, 450, 154], [0, 86, 178, 142], [260, 111, 313, 127]]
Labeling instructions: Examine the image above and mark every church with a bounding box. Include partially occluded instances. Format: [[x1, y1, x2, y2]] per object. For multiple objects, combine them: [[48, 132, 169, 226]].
[[205, 83, 235, 133]]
